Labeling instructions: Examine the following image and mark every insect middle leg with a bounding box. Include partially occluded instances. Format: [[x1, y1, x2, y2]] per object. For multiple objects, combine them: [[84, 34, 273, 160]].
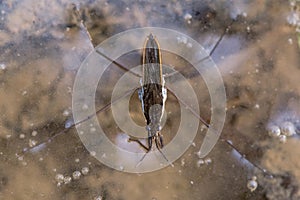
[[128, 136, 152, 152]]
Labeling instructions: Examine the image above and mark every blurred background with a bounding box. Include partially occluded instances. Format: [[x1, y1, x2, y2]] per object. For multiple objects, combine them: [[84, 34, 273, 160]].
[[0, 0, 299, 199]]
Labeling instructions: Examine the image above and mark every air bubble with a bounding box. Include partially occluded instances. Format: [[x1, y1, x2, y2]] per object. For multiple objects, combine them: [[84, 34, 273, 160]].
[[181, 158, 185, 167], [95, 196, 103, 200], [279, 135, 287, 143], [204, 158, 212, 165], [64, 176, 72, 184], [246, 26, 251, 33], [267, 125, 281, 137], [55, 174, 64, 183], [287, 12, 299, 26], [31, 130, 38, 137], [0, 63, 6, 70], [17, 155, 24, 161], [247, 176, 258, 192], [196, 159, 205, 167], [280, 121, 296, 136], [72, 171, 81, 180], [184, 13, 192, 21], [22, 90, 27, 96], [65, 118, 74, 129], [29, 139, 37, 147], [242, 12, 248, 17], [184, 13, 192, 24], [81, 167, 89, 175], [63, 110, 70, 116], [19, 134, 25, 139], [290, 0, 296, 7]]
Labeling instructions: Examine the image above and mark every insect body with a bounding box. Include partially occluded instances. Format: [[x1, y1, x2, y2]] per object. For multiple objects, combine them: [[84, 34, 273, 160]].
[[129, 34, 167, 153]]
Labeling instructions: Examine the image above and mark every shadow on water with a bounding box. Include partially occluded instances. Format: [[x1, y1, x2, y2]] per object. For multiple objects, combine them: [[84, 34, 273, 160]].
[[0, 0, 300, 199]]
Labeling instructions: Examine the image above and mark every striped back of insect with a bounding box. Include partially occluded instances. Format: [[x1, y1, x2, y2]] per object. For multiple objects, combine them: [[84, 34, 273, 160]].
[[140, 34, 166, 128]]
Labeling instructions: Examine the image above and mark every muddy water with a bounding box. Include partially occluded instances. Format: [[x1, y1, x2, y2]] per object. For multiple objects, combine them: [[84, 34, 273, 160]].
[[0, 0, 300, 199]]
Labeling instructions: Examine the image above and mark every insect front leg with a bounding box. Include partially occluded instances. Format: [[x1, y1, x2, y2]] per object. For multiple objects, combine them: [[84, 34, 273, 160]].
[[147, 133, 153, 152]]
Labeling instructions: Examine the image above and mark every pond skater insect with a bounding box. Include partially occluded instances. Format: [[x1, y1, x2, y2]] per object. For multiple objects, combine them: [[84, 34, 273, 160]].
[[20, 19, 273, 178], [126, 34, 168, 162]]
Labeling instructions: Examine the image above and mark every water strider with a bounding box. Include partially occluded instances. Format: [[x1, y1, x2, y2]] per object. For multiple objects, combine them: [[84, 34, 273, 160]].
[[127, 34, 167, 160], [20, 14, 272, 178]]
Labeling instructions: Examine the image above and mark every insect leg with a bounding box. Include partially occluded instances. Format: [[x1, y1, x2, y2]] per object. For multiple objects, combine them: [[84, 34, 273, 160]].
[[128, 137, 150, 152], [154, 135, 172, 165], [157, 132, 164, 148]]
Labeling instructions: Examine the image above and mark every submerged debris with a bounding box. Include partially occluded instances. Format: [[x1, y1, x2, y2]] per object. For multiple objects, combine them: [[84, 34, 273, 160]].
[[259, 173, 300, 200]]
